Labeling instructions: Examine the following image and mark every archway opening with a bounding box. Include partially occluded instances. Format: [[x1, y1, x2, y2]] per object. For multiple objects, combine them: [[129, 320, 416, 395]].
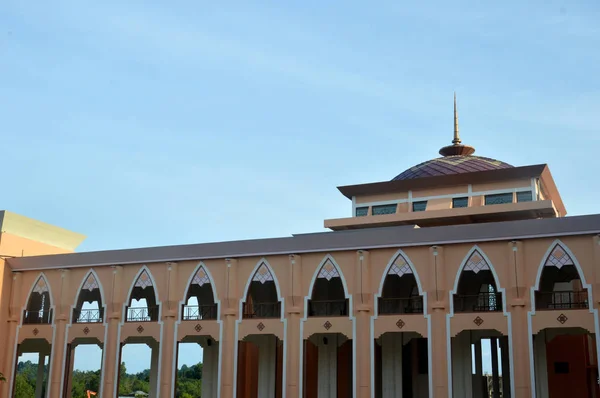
[[12, 339, 51, 398], [117, 337, 158, 397], [308, 259, 348, 317], [237, 334, 283, 398], [453, 251, 502, 313], [182, 266, 217, 320], [63, 339, 103, 398], [24, 276, 52, 325], [73, 273, 103, 323], [243, 263, 281, 319], [175, 339, 206, 398], [303, 333, 352, 398], [379, 254, 423, 315], [126, 270, 159, 322]]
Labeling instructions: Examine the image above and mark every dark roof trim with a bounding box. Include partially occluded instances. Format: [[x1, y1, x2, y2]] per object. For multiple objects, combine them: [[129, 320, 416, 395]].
[[7, 214, 600, 271], [337, 164, 548, 199]]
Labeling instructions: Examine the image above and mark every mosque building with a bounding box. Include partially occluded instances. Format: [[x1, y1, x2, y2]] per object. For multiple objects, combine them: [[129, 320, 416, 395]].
[[1, 96, 599, 398]]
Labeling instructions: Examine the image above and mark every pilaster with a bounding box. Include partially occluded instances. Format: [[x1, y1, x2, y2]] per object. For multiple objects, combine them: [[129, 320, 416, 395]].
[[2, 272, 20, 398], [49, 269, 70, 397], [221, 258, 239, 398], [429, 246, 449, 398], [354, 250, 372, 398], [286, 254, 302, 398], [160, 262, 178, 398], [102, 266, 123, 398]]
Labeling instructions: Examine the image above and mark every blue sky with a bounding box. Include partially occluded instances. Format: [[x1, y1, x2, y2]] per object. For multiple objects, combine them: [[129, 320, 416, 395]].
[[3, 0, 598, 375]]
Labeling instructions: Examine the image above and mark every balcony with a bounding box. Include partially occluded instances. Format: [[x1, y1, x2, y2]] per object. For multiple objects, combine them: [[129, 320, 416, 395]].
[[23, 309, 53, 325], [308, 299, 349, 317], [453, 292, 502, 313], [378, 296, 424, 315], [242, 302, 281, 319], [182, 304, 218, 321], [73, 308, 104, 323], [126, 306, 159, 322], [535, 290, 588, 310]]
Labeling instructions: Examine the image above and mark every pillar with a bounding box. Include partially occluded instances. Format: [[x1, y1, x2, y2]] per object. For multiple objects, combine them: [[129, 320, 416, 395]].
[[473, 340, 484, 398], [354, 250, 372, 398], [64, 344, 76, 397], [500, 337, 511, 398], [2, 272, 21, 398], [451, 332, 473, 398], [101, 266, 123, 398], [381, 333, 403, 398], [286, 254, 302, 398], [49, 270, 70, 397], [160, 262, 178, 397], [221, 258, 239, 398], [255, 334, 277, 398], [149, 343, 160, 398], [202, 340, 219, 398], [430, 246, 449, 398], [316, 334, 338, 398], [490, 337, 500, 398], [35, 353, 46, 398], [533, 331, 548, 398]]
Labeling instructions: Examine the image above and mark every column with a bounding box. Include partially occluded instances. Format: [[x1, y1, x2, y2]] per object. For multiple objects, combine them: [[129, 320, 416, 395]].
[[381, 333, 403, 398], [451, 332, 473, 398], [49, 270, 70, 397], [35, 353, 46, 398], [473, 340, 484, 398], [202, 340, 219, 398], [317, 334, 338, 398], [355, 250, 372, 398], [286, 254, 303, 398], [1, 272, 21, 398], [64, 345, 76, 397], [490, 337, 500, 398], [149, 343, 160, 397], [159, 262, 178, 398], [430, 246, 449, 398], [221, 259, 239, 398], [500, 337, 511, 398], [533, 331, 548, 398], [256, 335, 277, 398], [101, 266, 123, 398]]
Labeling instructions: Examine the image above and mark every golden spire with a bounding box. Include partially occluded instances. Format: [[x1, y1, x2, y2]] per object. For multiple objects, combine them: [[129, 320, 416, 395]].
[[453, 92, 461, 144]]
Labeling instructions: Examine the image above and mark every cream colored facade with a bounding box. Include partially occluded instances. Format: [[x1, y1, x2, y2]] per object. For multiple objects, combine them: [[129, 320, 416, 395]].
[[1, 132, 599, 398]]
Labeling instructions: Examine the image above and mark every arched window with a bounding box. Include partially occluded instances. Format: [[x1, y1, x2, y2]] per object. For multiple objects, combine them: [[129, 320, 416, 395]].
[[24, 275, 53, 324], [242, 262, 281, 319], [379, 252, 423, 314], [535, 243, 588, 310], [453, 250, 502, 313], [308, 257, 348, 317], [182, 265, 217, 320], [126, 269, 159, 322], [73, 272, 104, 323]]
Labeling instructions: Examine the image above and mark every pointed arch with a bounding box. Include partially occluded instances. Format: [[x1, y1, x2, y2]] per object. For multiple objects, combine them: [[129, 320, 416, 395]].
[[451, 246, 504, 313], [306, 254, 350, 317], [73, 270, 105, 323], [125, 266, 160, 322], [240, 258, 282, 319], [533, 240, 590, 311], [23, 273, 53, 324], [182, 263, 219, 320], [377, 249, 424, 315]]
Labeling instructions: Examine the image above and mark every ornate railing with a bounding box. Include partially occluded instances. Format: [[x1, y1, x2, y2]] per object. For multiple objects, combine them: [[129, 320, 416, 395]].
[[378, 296, 424, 315], [23, 309, 53, 324], [73, 308, 104, 323], [453, 292, 502, 313], [126, 306, 159, 322], [182, 304, 218, 320], [535, 290, 588, 310], [242, 302, 281, 319], [308, 299, 349, 317]]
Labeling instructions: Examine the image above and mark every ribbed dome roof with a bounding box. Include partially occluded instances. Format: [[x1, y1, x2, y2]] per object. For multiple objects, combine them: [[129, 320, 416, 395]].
[[392, 155, 514, 181]]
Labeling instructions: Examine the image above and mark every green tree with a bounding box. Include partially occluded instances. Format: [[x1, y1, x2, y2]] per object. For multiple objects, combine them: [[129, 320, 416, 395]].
[[14, 374, 35, 398], [0, 372, 5, 382]]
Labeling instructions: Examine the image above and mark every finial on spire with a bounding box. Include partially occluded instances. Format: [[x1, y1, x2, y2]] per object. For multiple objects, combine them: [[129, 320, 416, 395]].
[[453, 92, 461, 144]]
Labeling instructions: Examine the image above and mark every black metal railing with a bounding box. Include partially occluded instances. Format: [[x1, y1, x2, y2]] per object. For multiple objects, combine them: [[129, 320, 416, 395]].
[[308, 299, 349, 317], [378, 296, 424, 315], [535, 290, 588, 310], [453, 292, 502, 313], [242, 302, 281, 319], [23, 309, 53, 324], [126, 306, 159, 322], [182, 304, 218, 320], [73, 308, 104, 323]]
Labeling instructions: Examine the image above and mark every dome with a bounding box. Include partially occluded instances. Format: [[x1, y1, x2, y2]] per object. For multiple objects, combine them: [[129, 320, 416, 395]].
[[392, 155, 514, 181]]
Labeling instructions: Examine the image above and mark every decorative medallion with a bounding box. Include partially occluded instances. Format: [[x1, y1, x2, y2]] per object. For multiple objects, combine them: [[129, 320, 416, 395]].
[[464, 251, 490, 274], [195, 324, 203, 333], [557, 313, 568, 324], [191, 267, 210, 286], [317, 260, 340, 281], [545, 244, 575, 269], [33, 328, 39, 336], [134, 270, 153, 289], [137, 325, 144, 334], [388, 254, 413, 277], [396, 319, 405, 329], [473, 316, 484, 327], [83, 327, 90, 335], [257, 322, 265, 331], [323, 321, 332, 330], [253, 263, 275, 284]]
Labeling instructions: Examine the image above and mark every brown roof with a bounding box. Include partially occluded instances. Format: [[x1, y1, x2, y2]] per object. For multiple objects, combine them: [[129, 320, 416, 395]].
[[337, 164, 548, 199], [392, 155, 513, 180], [7, 214, 600, 271]]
